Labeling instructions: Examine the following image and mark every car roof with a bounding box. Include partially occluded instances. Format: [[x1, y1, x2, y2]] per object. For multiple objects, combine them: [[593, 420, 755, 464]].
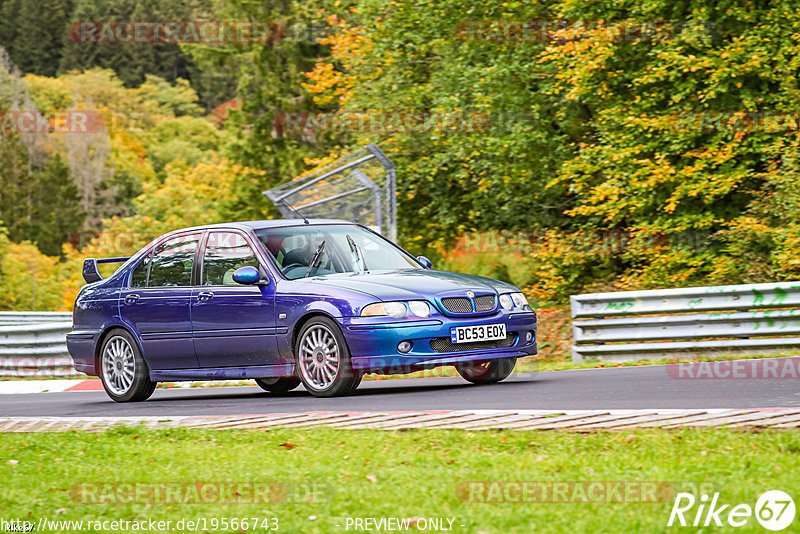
[[167, 219, 358, 234]]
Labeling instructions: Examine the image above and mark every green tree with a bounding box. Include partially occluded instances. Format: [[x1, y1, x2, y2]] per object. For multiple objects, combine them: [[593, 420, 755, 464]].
[[529, 1, 800, 295], [293, 0, 800, 300], [300, 1, 575, 252], [59, 0, 189, 85], [27, 155, 85, 256], [188, 0, 330, 180], [0, 134, 84, 256], [0, 132, 32, 244], [0, 0, 72, 76], [59, 0, 233, 107], [145, 115, 230, 176]]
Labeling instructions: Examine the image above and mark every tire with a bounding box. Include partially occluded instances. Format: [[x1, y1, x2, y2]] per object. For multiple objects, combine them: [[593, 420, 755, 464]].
[[456, 357, 517, 385], [344, 369, 363, 395], [99, 329, 157, 402], [255, 377, 301, 393], [295, 316, 360, 397]]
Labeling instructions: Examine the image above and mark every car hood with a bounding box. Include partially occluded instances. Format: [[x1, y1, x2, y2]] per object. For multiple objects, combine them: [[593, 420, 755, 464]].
[[308, 269, 517, 300]]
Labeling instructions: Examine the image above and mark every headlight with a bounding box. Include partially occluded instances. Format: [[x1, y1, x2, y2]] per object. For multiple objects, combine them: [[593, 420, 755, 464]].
[[511, 292, 529, 308], [384, 302, 407, 318], [361, 303, 388, 317], [499, 294, 514, 310], [361, 300, 430, 319], [360, 301, 407, 318], [407, 300, 430, 317]]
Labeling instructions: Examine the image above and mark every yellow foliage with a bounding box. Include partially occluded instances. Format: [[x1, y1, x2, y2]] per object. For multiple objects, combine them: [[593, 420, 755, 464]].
[[57, 158, 266, 309], [301, 13, 375, 107], [0, 241, 63, 311]]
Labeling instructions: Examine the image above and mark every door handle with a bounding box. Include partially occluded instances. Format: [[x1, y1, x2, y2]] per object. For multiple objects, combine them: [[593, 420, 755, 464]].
[[197, 291, 214, 302], [124, 294, 140, 304]]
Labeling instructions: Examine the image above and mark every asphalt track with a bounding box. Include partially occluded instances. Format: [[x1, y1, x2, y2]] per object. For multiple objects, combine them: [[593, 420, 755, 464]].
[[2, 362, 799, 417]]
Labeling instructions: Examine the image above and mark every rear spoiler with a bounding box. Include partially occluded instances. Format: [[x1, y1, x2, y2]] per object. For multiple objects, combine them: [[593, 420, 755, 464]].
[[82, 257, 131, 284]]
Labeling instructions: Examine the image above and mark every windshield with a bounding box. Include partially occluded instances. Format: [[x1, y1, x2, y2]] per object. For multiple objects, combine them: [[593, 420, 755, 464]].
[[255, 224, 421, 280]]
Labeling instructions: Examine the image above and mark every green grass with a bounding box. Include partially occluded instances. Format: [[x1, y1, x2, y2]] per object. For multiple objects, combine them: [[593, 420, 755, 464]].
[[1, 428, 799, 532]]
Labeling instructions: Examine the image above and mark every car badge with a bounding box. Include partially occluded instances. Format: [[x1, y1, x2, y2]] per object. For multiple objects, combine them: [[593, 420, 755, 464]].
[[466, 291, 475, 298]]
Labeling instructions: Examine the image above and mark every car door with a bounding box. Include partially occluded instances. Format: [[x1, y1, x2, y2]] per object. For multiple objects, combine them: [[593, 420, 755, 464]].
[[119, 232, 202, 370], [191, 230, 278, 368]]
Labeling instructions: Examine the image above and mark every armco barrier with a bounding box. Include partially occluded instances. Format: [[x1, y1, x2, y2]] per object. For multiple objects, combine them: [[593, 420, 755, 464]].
[[0, 311, 72, 324], [0, 312, 76, 377], [571, 281, 800, 361]]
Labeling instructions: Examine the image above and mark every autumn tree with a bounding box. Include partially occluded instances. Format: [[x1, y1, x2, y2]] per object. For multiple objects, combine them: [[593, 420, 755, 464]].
[[187, 0, 330, 181], [0, 0, 72, 76]]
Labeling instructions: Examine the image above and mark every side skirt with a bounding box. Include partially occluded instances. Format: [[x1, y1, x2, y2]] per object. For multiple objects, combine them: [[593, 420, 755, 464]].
[[150, 363, 295, 382]]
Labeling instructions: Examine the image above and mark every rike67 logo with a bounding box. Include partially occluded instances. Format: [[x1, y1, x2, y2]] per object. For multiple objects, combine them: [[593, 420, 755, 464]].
[[668, 490, 795, 531]]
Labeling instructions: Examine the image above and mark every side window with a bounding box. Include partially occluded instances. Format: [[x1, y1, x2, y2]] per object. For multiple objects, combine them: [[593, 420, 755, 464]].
[[148, 234, 200, 287], [130, 253, 151, 288], [202, 232, 260, 286]]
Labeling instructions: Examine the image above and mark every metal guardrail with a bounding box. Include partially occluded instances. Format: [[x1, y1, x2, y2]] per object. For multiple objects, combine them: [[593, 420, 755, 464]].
[[0, 312, 76, 377], [0, 311, 72, 324], [571, 281, 800, 361]]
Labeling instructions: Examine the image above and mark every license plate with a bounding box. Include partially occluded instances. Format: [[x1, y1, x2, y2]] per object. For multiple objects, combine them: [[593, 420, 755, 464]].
[[450, 323, 507, 344]]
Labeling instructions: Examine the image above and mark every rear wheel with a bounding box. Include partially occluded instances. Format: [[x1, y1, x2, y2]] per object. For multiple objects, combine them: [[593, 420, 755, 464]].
[[295, 316, 360, 397], [456, 357, 517, 385], [99, 329, 157, 402], [255, 377, 301, 393]]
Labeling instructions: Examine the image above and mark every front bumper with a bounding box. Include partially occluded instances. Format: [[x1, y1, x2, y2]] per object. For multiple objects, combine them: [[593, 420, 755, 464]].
[[337, 311, 537, 373]]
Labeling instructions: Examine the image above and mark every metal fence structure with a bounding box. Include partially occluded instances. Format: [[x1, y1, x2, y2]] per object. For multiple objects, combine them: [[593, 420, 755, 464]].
[[264, 144, 398, 241], [0, 312, 76, 377], [571, 281, 800, 361]]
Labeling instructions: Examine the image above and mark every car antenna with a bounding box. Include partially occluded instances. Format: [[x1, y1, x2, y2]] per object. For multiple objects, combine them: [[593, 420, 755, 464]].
[[280, 198, 309, 224]]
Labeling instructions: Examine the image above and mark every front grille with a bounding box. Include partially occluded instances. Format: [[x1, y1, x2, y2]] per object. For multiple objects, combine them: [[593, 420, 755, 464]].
[[474, 295, 496, 312], [430, 333, 516, 353], [441, 297, 472, 313]]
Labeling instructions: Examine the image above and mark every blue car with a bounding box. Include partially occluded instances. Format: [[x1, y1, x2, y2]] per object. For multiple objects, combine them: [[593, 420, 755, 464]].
[[67, 220, 538, 401]]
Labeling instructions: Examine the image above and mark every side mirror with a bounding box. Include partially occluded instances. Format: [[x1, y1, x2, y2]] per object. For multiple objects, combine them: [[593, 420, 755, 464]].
[[232, 266, 263, 285], [416, 256, 432, 269]]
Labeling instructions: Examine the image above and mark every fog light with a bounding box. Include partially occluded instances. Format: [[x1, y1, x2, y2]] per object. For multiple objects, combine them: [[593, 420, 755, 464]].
[[525, 331, 533, 343], [398, 341, 412, 353]]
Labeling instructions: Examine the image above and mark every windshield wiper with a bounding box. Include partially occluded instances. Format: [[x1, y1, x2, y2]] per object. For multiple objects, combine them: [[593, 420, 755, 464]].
[[346, 234, 369, 273], [305, 240, 326, 278]]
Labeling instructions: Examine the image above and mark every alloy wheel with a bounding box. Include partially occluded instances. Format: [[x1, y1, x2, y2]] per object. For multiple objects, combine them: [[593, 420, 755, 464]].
[[298, 325, 340, 390], [102, 336, 135, 395]]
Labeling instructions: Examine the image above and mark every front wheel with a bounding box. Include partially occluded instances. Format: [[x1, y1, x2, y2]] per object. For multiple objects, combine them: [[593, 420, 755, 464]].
[[99, 329, 157, 402], [295, 317, 360, 397], [456, 357, 517, 385], [255, 377, 301, 393]]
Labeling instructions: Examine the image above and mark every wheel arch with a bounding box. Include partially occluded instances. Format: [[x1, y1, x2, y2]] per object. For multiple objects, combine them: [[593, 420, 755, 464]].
[[291, 311, 342, 355], [94, 324, 145, 374]]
